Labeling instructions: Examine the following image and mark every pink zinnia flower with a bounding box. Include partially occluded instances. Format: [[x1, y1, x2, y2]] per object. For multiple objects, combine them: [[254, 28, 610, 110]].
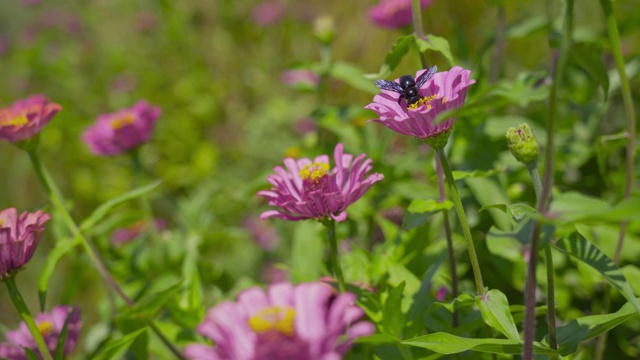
[[184, 282, 375, 360], [365, 66, 475, 147], [0, 306, 82, 360], [0, 208, 50, 280], [243, 216, 280, 250], [258, 143, 383, 222], [251, 1, 285, 26], [281, 69, 320, 88], [81, 100, 161, 156], [368, 0, 431, 29], [0, 95, 62, 143]]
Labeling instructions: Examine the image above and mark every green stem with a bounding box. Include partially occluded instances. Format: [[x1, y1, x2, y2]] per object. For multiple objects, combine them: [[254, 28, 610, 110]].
[[595, 0, 636, 357], [325, 220, 345, 292], [527, 161, 558, 355], [411, 0, 428, 69], [130, 150, 161, 243], [435, 148, 485, 295], [5, 276, 54, 360], [27, 150, 186, 360], [524, 1, 573, 359]]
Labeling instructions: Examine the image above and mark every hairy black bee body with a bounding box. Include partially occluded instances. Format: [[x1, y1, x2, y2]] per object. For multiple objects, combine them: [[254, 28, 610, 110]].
[[375, 66, 438, 108]]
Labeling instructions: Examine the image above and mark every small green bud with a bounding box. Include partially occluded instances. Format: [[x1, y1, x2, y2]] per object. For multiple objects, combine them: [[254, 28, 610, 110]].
[[506, 123, 539, 164], [314, 16, 335, 45]]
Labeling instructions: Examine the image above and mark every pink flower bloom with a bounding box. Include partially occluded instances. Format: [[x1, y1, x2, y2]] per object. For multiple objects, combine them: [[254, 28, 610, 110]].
[[251, 0, 285, 26], [0, 95, 62, 143], [0, 208, 50, 280], [0, 306, 81, 360], [281, 69, 320, 87], [365, 66, 475, 144], [0, 37, 10, 58], [184, 282, 375, 360], [81, 100, 161, 156], [292, 117, 318, 136], [258, 143, 383, 222], [436, 286, 448, 301], [243, 216, 280, 250], [368, 0, 431, 29]]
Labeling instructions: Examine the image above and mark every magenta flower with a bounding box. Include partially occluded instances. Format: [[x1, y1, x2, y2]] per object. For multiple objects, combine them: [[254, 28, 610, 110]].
[[184, 282, 375, 360], [81, 100, 161, 156], [281, 69, 320, 88], [0, 306, 81, 360], [258, 143, 383, 222], [0, 208, 51, 280], [251, 0, 285, 26], [243, 216, 280, 250], [368, 0, 431, 29], [365, 66, 475, 147], [0, 95, 62, 143]]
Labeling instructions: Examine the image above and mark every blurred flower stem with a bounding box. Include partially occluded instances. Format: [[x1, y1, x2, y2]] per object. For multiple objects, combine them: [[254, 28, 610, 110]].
[[28, 150, 186, 360], [524, 1, 573, 359], [130, 148, 162, 243], [324, 220, 345, 292], [434, 148, 485, 296], [27, 150, 133, 304], [4, 276, 54, 360], [412, 0, 458, 328], [596, 0, 637, 357]]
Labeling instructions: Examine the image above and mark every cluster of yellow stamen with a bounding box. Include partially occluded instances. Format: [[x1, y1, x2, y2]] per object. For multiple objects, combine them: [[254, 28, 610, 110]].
[[110, 114, 135, 130], [0, 112, 29, 127], [37, 321, 54, 337], [407, 94, 438, 111], [0, 219, 4, 227], [299, 162, 330, 183], [248, 306, 296, 336]]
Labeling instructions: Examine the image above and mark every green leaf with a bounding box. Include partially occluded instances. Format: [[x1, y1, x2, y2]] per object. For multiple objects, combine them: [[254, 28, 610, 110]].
[[403, 332, 556, 355], [429, 294, 476, 313], [119, 282, 183, 322], [23, 348, 40, 360], [402, 199, 453, 230], [93, 328, 148, 360], [452, 168, 504, 180], [366, 35, 414, 79], [80, 180, 162, 232], [38, 238, 79, 311], [330, 61, 379, 94], [506, 16, 549, 38], [552, 233, 640, 314], [569, 41, 609, 98], [355, 334, 401, 344], [554, 299, 639, 356], [491, 72, 549, 107], [383, 282, 407, 337], [54, 308, 74, 360], [476, 289, 520, 341], [291, 221, 325, 282], [416, 35, 455, 66], [548, 192, 640, 224]]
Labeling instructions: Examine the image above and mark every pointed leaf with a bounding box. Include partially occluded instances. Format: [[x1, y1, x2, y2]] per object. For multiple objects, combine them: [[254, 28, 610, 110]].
[[53, 308, 74, 360], [93, 328, 148, 360], [403, 199, 453, 230], [383, 282, 407, 337], [366, 35, 414, 79], [476, 289, 520, 340], [330, 61, 378, 94], [416, 35, 455, 66], [403, 332, 557, 355], [38, 237, 79, 311]]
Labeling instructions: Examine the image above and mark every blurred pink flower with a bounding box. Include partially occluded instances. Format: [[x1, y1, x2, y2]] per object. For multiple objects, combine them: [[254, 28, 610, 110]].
[[436, 286, 448, 301], [292, 117, 318, 136], [243, 216, 280, 250], [258, 143, 383, 222], [281, 69, 320, 87], [109, 74, 138, 93], [0, 306, 81, 360], [135, 11, 159, 33], [251, 0, 285, 26], [0, 37, 10, 58], [262, 263, 289, 284], [183, 282, 375, 360], [0, 95, 62, 143], [111, 219, 167, 245], [81, 100, 161, 156], [0, 208, 50, 280], [365, 66, 475, 145], [368, 0, 431, 29]]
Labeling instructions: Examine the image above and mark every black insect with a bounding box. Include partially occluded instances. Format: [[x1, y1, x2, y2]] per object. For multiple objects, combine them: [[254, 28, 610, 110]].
[[375, 66, 438, 108]]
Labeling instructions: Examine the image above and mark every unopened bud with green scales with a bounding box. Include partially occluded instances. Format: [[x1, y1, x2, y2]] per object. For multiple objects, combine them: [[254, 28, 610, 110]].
[[506, 123, 539, 164]]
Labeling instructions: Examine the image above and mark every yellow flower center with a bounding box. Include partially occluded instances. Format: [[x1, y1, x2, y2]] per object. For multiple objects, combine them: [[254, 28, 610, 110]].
[[300, 162, 329, 183], [248, 306, 296, 336], [37, 321, 53, 337], [110, 115, 135, 130], [0, 114, 29, 127], [0, 219, 3, 227], [407, 94, 438, 111]]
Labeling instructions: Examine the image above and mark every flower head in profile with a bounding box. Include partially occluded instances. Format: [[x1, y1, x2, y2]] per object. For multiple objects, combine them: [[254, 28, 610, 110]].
[[81, 100, 161, 156], [184, 282, 375, 360], [258, 143, 383, 222], [0, 95, 62, 143], [0, 208, 50, 280], [0, 306, 82, 360], [365, 66, 475, 148], [368, 0, 431, 29]]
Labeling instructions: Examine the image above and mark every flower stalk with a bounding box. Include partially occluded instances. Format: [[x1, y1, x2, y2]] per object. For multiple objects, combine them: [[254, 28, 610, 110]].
[[324, 220, 345, 293], [4, 276, 54, 360]]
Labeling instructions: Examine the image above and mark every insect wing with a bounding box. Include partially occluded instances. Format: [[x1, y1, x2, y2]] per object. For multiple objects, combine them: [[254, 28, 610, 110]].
[[414, 65, 438, 89], [375, 80, 403, 93]]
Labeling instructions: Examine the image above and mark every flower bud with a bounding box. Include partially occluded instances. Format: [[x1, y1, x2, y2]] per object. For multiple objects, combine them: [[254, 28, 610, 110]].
[[314, 16, 335, 45], [506, 123, 539, 164]]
